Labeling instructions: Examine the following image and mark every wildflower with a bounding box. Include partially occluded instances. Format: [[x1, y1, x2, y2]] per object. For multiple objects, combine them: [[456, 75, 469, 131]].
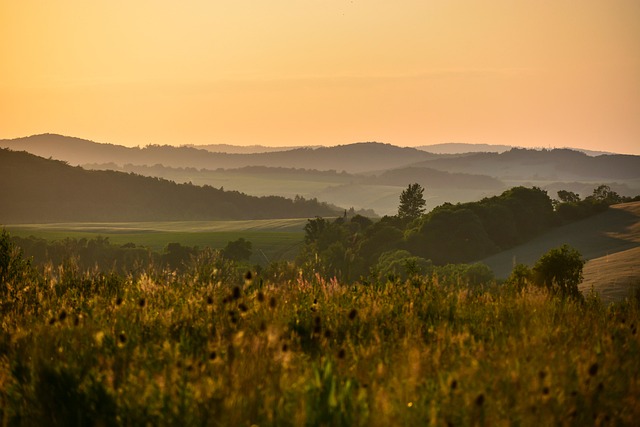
[[206, 296, 213, 305], [94, 331, 105, 346], [348, 309, 358, 320], [138, 298, 146, 308], [209, 351, 217, 360], [116, 297, 123, 306], [244, 271, 253, 282], [238, 303, 248, 312], [232, 286, 241, 300], [229, 310, 238, 324], [119, 333, 127, 344], [58, 310, 67, 322], [269, 296, 277, 308], [257, 292, 265, 302]]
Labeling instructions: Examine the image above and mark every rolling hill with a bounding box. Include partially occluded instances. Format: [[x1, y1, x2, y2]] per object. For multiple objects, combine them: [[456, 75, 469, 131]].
[[480, 201, 640, 302], [0, 149, 339, 223], [0, 134, 438, 173]]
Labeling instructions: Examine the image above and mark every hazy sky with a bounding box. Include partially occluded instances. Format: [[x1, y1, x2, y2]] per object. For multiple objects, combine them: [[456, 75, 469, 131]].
[[1, 1, 639, 153]]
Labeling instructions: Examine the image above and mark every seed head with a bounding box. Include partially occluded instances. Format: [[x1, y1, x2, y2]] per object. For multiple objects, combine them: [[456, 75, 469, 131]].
[[118, 333, 127, 343], [337, 348, 346, 359], [58, 311, 67, 322], [232, 286, 241, 300], [348, 309, 358, 320], [244, 271, 253, 281], [206, 296, 213, 305], [269, 296, 277, 308], [257, 291, 265, 302], [116, 297, 123, 306], [588, 363, 598, 376], [238, 303, 248, 312], [475, 394, 485, 406], [138, 298, 146, 308], [209, 351, 217, 360]]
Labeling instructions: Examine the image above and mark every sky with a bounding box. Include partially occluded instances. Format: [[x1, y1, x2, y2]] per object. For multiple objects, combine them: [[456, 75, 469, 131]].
[[1, 1, 639, 154]]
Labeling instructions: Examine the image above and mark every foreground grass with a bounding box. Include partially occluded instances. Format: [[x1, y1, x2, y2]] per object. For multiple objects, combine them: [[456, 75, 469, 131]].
[[1, 261, 639, 426]]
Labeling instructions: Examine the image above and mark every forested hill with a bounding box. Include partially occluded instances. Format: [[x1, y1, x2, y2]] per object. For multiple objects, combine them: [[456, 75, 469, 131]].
[[411, 148, 640, 180], [0, 134, 438, 173], [0, 149, 339, 223]]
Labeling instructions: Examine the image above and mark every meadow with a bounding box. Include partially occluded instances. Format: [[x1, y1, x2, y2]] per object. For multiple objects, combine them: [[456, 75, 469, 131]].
[[1, 247, 639, 426], [5, 219, 308, 265]]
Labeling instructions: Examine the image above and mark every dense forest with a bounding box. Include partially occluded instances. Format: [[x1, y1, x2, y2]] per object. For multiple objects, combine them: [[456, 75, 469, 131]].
[[0, 149, 339, 223]]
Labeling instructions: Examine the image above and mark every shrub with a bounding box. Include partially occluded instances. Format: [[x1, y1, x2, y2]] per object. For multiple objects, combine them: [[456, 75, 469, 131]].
[[533, 244, 585, 300]]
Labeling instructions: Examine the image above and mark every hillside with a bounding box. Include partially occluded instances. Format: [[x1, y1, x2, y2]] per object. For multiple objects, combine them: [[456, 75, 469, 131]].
[[0, 149, 339, 223], [416, 142, 612, 156], [480, 201, 640, 302], [0, 134, 437, 173], [412, 148, 640, 181]]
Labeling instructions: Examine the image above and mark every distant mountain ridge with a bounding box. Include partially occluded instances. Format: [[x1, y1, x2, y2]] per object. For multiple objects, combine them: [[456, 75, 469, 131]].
[[411, 148, 640, 181], [0, 148, 340, 223], [0, 134, 437, 173], [184, 143, 321, 154], [416, 142, 613, 156]]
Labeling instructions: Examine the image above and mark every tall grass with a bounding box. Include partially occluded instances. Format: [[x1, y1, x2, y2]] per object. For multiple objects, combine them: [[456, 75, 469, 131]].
[[1, 257, 639, 426]]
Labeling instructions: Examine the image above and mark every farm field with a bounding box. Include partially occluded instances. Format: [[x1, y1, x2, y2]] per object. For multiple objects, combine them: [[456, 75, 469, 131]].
[[5, 219, 309, 264], [481, 202, 640, 302]]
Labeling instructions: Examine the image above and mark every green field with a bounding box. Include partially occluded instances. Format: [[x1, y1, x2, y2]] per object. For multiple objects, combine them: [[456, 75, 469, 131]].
[[5, 219, 309, 264]]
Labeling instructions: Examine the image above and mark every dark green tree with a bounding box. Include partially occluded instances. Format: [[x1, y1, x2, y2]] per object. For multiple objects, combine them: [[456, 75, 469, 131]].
[[398, 183, 426, 220], [533, 244, 585, 300], [222, 238, 253, 262], [591, 184, 622, 204], [557, 190, 581, 203]]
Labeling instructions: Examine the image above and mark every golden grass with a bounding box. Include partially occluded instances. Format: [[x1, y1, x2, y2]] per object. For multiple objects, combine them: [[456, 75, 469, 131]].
[[1, 263, 639, 426]]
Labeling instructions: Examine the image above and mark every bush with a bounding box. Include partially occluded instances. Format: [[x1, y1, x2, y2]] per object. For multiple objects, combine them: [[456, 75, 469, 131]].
[[533, 244, 585, 300]]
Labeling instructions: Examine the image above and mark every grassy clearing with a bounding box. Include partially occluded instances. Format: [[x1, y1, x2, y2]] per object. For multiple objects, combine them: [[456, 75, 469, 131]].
[[1, 262, 639, 426], [5, 219, 308, 263]]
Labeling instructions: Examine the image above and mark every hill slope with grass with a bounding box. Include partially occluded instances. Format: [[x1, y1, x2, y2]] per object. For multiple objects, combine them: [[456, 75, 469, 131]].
[[481, 201, 640, 301], [0, 149, 339, 223]]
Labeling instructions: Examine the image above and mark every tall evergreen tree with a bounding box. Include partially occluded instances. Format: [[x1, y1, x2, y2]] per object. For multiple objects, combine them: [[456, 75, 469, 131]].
[[398, 183, 426, 220]]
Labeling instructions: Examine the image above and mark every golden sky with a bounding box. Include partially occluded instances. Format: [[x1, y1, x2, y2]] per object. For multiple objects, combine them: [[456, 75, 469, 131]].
[[1, 1, 639, 153]]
